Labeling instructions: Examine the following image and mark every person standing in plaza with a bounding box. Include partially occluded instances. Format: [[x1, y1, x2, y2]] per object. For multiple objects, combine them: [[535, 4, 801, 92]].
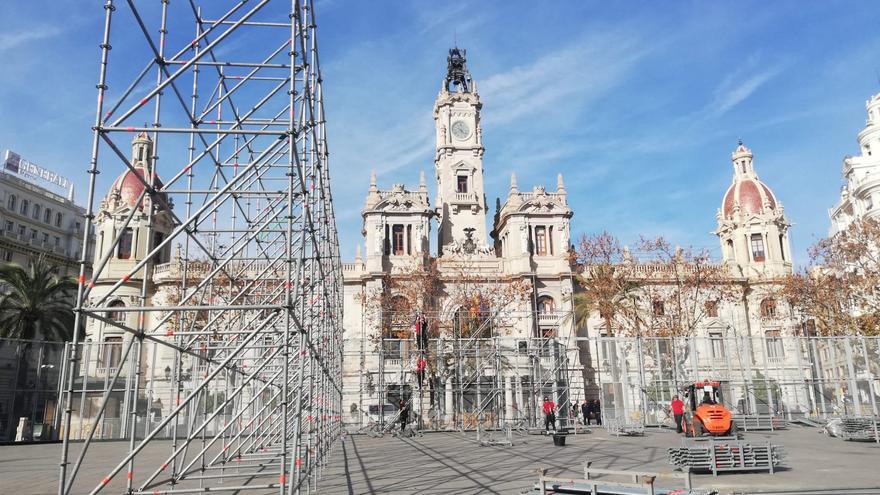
[[592, 399, 602, 426], [671, 395, 685, 433], [581, 399, 590, 425], [398, 399, 409, 432], [542, 397, 556, 432]]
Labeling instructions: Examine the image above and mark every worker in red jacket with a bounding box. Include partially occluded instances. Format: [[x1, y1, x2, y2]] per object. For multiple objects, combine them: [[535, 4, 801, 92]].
[[542, 397, 556, 432], [671, 395, 685, 433], [415, 357, 427, 388]]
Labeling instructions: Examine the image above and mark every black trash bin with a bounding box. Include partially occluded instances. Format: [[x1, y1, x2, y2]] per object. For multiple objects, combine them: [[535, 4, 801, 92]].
[[552, 434, 566, 446]]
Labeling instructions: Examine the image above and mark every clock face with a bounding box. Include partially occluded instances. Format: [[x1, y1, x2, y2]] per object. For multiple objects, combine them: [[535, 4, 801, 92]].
[[451, 120, 470, 140]]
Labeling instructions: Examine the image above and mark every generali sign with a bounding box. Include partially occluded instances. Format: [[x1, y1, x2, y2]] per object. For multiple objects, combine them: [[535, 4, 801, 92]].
[[3, 149, 72, 193]]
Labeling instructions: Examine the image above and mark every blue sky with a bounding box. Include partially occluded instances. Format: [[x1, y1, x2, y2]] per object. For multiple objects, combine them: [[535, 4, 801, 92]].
[[1, 1, 879, 266]]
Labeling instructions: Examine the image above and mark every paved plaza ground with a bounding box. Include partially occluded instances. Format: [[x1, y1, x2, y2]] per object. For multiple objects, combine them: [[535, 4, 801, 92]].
[[320, 426, 880, 494], [1, 425, 878, 494]]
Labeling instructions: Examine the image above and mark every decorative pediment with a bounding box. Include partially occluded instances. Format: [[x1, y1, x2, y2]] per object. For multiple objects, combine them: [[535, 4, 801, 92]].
[[518, 186, 567, 213], [451, 161, 476, 173], [374, 185, 430, 212]]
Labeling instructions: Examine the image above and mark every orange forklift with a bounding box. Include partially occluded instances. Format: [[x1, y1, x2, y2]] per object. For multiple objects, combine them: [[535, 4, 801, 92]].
[[684, 379, 737, 437]]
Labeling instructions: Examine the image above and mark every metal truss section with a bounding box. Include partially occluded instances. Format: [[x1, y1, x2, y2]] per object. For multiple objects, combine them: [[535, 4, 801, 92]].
[[58, 1, 342, 494]]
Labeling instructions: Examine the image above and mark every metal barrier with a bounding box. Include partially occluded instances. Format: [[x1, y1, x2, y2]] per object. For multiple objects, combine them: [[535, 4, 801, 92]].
[[526, 462, 715, 495]]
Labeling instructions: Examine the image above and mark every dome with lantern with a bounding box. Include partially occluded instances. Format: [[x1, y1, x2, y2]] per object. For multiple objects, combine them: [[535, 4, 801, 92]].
[[720, 141, 780, 219], [103, 132, 169, 212]]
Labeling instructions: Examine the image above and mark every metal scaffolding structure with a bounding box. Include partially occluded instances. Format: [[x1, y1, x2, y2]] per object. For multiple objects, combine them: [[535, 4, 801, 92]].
[[344, 310, 582, 435], [342, 316, 880, 436], [57, 1, 342, 494]]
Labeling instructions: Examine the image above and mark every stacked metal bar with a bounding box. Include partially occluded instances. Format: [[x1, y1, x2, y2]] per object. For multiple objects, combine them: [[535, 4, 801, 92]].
[[733, 415, 788, 431], [838, 417, 880, 442], [667, 438, 785, 475]]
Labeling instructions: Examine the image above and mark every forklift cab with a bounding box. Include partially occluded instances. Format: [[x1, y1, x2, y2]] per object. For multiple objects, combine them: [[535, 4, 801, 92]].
[[683, 380, 735, 436], [687, 380, 724, 408]]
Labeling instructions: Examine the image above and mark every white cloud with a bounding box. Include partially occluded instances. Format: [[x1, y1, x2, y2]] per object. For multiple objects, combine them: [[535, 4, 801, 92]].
[[710, 66, 785, 116], [479, 31, 653, 126], [0, 25, 62, 52]]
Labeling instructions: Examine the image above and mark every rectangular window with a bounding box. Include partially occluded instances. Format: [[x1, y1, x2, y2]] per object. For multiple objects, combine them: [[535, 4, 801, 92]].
[[54, 236, 60, 246], [153, 232, 167, 263], [765, 329, 784, 360], [652, 300, 665, 316], [406, 225, 412, 255], [779, 235, 785, 261], [42, 233, 49, 244], [750, 233, 765, 261], [102, 336, 123, 371], [709, 332, 725, 358], [384, 224, 390, 255], [118, 228, 133, 259], [548, 226, 554, 255], [30, 229, 37, 240], [18, 225, 26, 236], [5, 221, 12, 231], [535, 226, 547, 255], [392, 224, 405, 255], [456, 175, 468, 193]]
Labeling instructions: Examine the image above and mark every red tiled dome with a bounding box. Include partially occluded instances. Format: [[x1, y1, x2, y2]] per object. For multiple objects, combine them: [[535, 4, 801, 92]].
[[108, 167, 165, 210], [722, 177, 778, 219]]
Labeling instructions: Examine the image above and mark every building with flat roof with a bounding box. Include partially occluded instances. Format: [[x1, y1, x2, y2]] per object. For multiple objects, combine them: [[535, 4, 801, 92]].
[[0, 150, 93, 276]]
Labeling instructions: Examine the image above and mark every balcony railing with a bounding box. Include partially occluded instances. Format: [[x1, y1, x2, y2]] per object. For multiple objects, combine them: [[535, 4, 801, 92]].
[[537, 311, 562, 325], [452, 192, 477, 204]]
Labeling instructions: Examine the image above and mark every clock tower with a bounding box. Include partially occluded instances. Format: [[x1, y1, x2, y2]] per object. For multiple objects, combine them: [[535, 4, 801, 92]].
[[434, 47, 490, 255]]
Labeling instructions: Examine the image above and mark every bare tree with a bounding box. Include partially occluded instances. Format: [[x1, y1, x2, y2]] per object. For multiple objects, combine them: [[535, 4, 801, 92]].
[[779, 218, 880, 336]]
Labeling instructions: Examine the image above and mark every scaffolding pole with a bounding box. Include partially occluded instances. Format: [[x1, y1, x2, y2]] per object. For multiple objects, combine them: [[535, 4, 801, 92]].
[[57, 1, 342, 494]]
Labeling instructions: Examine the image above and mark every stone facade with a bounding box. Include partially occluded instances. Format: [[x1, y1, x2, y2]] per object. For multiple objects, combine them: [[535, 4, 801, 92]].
[[341, 49, 806, 427], [0, 160, 92, 276], [830, 92, 880, 234]]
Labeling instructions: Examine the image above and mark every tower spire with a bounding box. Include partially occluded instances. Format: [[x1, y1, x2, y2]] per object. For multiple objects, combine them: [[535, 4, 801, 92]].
[[369, 170, 377, 192]]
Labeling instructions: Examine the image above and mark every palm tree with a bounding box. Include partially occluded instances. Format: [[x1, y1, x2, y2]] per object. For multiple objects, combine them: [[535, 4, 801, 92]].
[[0, 255, 78, 341]]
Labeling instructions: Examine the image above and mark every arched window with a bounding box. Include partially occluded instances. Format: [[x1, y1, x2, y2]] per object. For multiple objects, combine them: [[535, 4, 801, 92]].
[[453, 295, 492, 338], [107, 300, 126, 323], [43, 208, 51, 223], [32, 204, 41, 220], [760, 298, 776, 318], [19, 199, 29, 215], [55, 212, 63, 227], [7, 194, 16, 210], [537, 295, 555, 314], [705, 300, 719, 318]]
